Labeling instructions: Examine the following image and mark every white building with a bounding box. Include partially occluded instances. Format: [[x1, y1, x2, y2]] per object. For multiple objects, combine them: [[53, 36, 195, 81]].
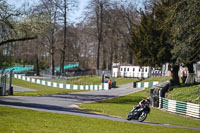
[[112, 64, 151, 78]]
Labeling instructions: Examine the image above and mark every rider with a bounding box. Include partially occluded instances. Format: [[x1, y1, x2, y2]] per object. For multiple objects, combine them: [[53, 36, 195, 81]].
[[132, 98, 150, 111]]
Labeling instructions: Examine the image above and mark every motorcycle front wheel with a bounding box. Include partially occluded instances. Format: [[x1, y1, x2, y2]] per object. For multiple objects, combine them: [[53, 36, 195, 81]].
[[138, 111, 147, 122], [126, 112, 133, 120]]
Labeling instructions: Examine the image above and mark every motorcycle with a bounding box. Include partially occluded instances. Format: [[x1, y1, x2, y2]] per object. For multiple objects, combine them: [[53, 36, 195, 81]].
[[126, 104, 150, 122]]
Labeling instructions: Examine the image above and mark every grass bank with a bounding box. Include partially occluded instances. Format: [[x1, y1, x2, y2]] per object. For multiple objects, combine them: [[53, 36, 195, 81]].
[[142, 77, 172, 82], [0, 106, 198, 133], [79, 88, 200, 128], [12, 78, 84, 96], [166, 84, 200, 104]]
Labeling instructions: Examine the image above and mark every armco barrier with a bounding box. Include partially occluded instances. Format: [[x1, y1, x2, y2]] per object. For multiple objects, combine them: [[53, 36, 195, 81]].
[[133, 81, 159, 88], [159, 97, 200, 119], [14, 74, 109, 91]]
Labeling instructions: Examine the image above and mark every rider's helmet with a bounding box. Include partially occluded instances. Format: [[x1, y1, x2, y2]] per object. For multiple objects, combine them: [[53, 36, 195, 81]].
[[145, 98, 150, 104]]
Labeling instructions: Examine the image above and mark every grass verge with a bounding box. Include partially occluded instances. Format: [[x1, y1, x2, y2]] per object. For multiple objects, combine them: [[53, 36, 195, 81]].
[[114, 78, 138, 86], [166, 84, 200, 104], [12, 78, 84, 96], [40, 76, 102, 85], [0, 106, 198, 133], [79, 88, 200, 128]]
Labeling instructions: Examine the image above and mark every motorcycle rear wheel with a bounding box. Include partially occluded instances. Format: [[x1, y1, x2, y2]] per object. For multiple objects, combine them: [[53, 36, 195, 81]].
[[138, 112, 147, 122]]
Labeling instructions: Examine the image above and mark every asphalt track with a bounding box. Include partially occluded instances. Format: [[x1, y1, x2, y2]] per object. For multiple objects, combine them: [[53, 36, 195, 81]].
[[0, 83, 199, 131], [12, 85, 36, 92]]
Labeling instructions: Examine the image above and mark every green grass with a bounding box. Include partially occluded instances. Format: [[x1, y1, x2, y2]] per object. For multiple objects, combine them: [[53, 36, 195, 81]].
[[12, 78, 84, 96], [41, 76, 102, 85], [166, 84, 200, 104], [114, 78, 138, 86], [0, 106, 198, 133], [142, 77, 172, 82], [35, 76, 138, 86], [79, 88, 200, 128]]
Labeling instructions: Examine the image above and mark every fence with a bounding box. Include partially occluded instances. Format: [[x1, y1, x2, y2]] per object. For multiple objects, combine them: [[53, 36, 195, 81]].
[[96, 70, 112, 76], [159, 97, 200, 119], [40, 69, 96, 78], [133, 81, 160, 88], [14, 74, 109, 91]]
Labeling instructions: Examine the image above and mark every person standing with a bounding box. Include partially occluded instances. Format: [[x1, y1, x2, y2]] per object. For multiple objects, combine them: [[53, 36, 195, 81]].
[[108, 80, 112, 89], [181, 68, 187, 83]]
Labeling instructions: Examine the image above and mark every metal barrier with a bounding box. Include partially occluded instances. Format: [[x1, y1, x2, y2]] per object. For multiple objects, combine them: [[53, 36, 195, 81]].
[[0, 69, 14, 96], [159, 97, 200, 119], [150, 81, 170, 107]]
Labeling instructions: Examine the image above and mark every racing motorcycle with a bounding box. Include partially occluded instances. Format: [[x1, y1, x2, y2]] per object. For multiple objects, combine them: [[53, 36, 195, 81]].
[[126, 103, 151, 122]]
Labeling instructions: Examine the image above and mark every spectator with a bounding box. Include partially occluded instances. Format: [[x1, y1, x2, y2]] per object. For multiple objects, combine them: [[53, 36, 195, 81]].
[[108, 80, 112, 89], [181, 70, 187, 83]]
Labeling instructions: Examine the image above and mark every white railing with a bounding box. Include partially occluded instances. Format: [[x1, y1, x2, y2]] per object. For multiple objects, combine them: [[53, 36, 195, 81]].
[[159, 97, 200, 119], [14, 74, 109, 91]]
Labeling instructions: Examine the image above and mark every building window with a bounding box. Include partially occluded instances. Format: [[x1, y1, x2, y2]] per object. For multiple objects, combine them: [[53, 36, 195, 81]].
[[121, 68, 123, 71], [145, 68, 148, 72], [133, 68, 135, 71], [139, 68, 140, 72], [142, 68, 144, 72], [124, 68, 126, 71], [127, 68, 129, 71]]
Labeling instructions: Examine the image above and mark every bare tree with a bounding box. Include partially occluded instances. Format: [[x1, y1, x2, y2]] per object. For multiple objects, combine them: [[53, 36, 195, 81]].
[[59, 0, 78, 75], [112, 1, 140, 64], [11, 3, 51, 75], [33, 0, 62, 75], [85, 0, 111, 71], [75, 23, 96, 69]]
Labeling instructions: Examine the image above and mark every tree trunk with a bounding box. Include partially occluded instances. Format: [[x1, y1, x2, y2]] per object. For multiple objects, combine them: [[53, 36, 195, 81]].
[[121, 44, 125, 63], [129, 48, 133, 64], [172, 65, 180, 85], [96, 40, 101, 70], [50, 29, 55, 76], [50, 8, 58, 76], [102, 43, 106, 70], [61, 0, 67, 75], [108, 44, 113, 70], [186, 63, 194, 73], [51, 50, 55, 75], [96, 1, 103, 71], [60, 51, 65, 76], [35, 54, 40, 76]]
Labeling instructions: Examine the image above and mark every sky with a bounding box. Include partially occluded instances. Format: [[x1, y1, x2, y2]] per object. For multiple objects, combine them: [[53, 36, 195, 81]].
[[6, 0, 144, 24], [6, 0, 90, 23]]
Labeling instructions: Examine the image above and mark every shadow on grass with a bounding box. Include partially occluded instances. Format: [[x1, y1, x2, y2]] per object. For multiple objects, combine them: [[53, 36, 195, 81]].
[[98, 96, 145, 104]]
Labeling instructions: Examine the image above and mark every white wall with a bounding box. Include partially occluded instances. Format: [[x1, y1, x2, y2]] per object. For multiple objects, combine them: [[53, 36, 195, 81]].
[[112, 67, 118, 77]]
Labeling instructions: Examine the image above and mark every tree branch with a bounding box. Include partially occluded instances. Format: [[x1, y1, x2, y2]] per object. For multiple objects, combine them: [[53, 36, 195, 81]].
[[0, 36, 37, 46]]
